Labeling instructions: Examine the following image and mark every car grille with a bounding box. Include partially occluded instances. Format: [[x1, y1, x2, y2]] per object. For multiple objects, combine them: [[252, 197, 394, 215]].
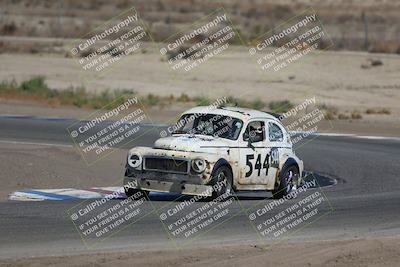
[[144, 157, 189, 174]]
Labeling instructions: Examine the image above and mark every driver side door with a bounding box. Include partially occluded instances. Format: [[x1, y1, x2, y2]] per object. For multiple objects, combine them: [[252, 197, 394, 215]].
[[238, 120, 272, 185]]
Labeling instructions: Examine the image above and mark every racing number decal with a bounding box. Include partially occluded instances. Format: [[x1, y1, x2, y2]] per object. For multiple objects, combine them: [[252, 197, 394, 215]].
[[245, 154, 254, 177], [245, 153, 270, 177], [245, 149, 279, 178]]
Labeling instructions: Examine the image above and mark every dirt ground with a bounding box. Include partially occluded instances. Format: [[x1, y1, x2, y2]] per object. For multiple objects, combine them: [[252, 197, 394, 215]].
[[1, 236, 399, 267], [1, 2, 399, 266], [1, 46, 399, 136], [0, 47, 399, 114], [0, 141, 125, 201], [2, 0, 400, 52]]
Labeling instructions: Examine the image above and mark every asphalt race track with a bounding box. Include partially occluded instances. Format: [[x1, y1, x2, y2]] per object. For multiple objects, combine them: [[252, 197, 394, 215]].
[[0, 116, 399, 258]]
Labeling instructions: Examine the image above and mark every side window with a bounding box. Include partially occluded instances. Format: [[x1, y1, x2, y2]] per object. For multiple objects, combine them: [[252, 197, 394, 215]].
[[243, 121, 265, 142], [269, 122, 284, 142]]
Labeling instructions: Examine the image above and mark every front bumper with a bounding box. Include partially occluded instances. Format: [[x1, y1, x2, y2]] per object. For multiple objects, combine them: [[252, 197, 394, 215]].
[[123, 176, 213, 197]]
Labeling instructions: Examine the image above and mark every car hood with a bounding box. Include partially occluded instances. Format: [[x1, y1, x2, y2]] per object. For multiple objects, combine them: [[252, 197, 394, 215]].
[[154, 135, 230, 153]]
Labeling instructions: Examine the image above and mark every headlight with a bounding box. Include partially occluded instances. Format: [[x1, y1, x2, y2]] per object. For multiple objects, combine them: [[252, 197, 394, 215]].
[[128, 153, 142, 169], [191, 158, 206, 173]]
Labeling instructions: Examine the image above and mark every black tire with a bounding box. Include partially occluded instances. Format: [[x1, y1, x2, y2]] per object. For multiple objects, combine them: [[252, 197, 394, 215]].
[[272, 165, 299, 199], [210, 165, 233, 200]]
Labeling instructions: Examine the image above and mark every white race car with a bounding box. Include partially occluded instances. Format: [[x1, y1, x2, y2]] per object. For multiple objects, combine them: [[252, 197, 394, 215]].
[[123, 106, 303, 199]]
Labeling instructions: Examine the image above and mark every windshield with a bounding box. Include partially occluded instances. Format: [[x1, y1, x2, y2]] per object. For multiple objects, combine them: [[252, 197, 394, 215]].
[[172, 113, 243, 140]]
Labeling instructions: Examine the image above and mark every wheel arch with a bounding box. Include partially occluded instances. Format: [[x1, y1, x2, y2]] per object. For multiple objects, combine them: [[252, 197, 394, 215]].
[[210, 158, 234, 189], [211, 158, 233, 175], [275, 157, 300, 189], [282, 157, 300, 173]]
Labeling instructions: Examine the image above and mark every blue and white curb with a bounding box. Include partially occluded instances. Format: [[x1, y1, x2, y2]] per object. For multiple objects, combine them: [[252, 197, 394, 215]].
[[9, 187, 126, 201]]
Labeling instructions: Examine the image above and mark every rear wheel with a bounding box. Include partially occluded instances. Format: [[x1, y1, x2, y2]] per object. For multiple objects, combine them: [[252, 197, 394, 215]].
[[211, 165, 233, 200], [272, 165, 299, 199]]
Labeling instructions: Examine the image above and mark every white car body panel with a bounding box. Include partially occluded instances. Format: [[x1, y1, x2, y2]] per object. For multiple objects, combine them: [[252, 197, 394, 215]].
[[124, 106, 303, 196]]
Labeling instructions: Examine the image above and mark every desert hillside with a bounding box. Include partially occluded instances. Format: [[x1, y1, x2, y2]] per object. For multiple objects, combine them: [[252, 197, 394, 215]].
[[1, 0, 400, 53]]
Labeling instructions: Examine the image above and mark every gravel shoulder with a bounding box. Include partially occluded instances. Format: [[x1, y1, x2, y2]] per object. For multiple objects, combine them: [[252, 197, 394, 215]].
[[1, 236, 399, 267], [1, 48, 399, 137]]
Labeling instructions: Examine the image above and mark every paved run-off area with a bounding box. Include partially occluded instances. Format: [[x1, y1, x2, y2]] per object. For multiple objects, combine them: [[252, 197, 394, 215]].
[[0, 116, 399, 266]]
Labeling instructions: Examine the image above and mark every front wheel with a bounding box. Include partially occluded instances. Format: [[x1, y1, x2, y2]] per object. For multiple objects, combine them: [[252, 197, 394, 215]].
[[272, 165, 299, 199], [210, 165, 233, 200]]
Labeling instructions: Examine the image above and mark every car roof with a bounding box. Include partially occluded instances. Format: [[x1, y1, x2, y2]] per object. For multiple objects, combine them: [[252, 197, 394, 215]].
[[182, 106, 280, 122]]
